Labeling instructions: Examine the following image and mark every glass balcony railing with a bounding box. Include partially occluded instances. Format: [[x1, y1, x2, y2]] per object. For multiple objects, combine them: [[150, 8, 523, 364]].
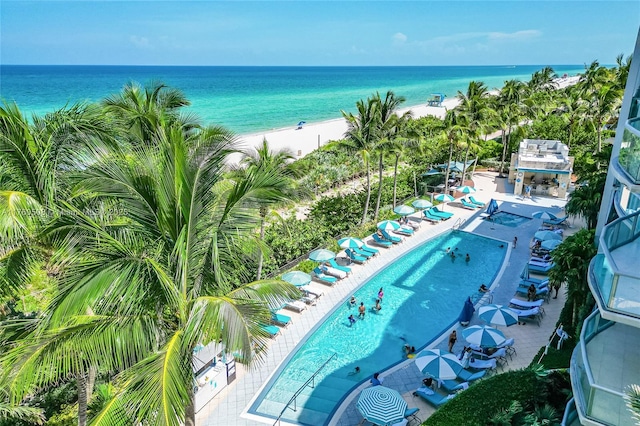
[[570, 311, 635, 426], [593, 208, 640, 319], [617, 119, 640, 184]]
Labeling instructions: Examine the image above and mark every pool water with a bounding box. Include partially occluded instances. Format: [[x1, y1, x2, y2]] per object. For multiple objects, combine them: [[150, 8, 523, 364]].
[[487, 211, 532, 228], [248, 231, 506, 425]]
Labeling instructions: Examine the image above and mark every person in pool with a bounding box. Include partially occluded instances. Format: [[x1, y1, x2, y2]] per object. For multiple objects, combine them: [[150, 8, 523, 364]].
[[348, 314, 356, 326], [372, 299, 382, 312], [358, 302, 366, 319], [479, 284, 490, 293], [465, 253, 470, 262], [349, 295, 357, 307], [377, 287, 384, 301]]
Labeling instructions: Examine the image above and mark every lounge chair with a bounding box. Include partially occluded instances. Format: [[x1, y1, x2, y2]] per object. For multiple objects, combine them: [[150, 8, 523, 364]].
[[528, 260, 554, 273], [300, 292, 319, 305], [371, 234, 393, 247], [328, 259, 351, 274], [414, 388, 455, 408], [260, 324, 281, 338], [469, 196, 485, 207], [509, 298, 545, 313], [510, 307, 543, 323], [404, 407, 421, 424], [422, 209, 442, 223], [430, 207, 454, 219], [360, 243, 380, 255], [441, 380, 469, 393], [515, 285, 549, 301], [440, 369, 485, 391], [460, 198, 480, 210], [543, 216, 568, 227], [394, 226, 414, 236], [457, 368, 486, 382], [283, 300, 307, 313], [468, 358, 497, 371], [312, 267, 338, 285], [352, 247, 374, 258], [520, 276, 549, 287], [321, 265, 347, 279], [270, 311, 292, 327], [496, 338, 516, 359], [380, 229, 403, 244], [300, 285, 323, 298], [345, 249, 367, 263]]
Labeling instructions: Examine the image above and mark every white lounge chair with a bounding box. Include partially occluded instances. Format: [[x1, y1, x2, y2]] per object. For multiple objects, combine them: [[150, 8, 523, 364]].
[[321, 265, 347, 279], [283, 300, 307, 313]]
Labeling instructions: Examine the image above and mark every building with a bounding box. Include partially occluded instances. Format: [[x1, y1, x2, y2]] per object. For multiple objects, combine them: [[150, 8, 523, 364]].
[[563, 29, 640, 426], [509, 139, 574, 198]]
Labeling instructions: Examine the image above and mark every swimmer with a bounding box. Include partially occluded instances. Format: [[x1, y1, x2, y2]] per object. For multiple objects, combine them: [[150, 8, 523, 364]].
[[450, 251, 456, 259], [348, 366, 361, 376], [465, 253, 470, 262], [349, 295, 357, 307], [445, 247, 451, 253], [499, 244, 505, 248], [378, 287, 384, 301], [479, 284, 489, 293], [348, 314, 356, 326], [358, 302, 366, 319], [373, 299, 382, 312]]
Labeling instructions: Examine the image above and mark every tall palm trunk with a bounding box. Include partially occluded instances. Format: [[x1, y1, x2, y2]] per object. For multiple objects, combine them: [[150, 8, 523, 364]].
[[77, 372, 88, 426], [373, 153, 384, 221], [444, 137, 454, 194], [463, 144, 471, 182], [392, 154, 400, 208], [498, 129, 508, 177], [256, 210, 267, 280], [185, 392, 196, 426], [361, 163, 371, 225]]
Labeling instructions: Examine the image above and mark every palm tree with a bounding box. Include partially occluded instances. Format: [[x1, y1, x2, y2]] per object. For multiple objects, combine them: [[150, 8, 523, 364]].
[[495, 80, 525, 177], [1, 122, 299, 426], [388, 133, 420, 208], [557, 90, 589, 149], [239, 138, 299, 280], [442, 110, 464, 193], [529, 66, 558, 92], [341, 98, 379, 225], [456, 81, 490, 181], [589, 84, 622, 153], [625, 384, 640, 424], [565, 174, 606, 229]]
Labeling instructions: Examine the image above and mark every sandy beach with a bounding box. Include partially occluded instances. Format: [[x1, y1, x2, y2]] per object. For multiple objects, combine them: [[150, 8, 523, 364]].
[[234, 76, 580, 163]]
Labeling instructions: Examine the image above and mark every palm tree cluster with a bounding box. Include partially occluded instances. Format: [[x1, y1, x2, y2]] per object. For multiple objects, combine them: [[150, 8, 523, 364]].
[[0, 83, 300, 425]]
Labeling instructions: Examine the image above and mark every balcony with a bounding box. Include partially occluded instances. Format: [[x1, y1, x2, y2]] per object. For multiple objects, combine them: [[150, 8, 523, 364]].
[[612, 118, 640, 188], [570, 311, 640, 425], [590, 209, 640, 324]]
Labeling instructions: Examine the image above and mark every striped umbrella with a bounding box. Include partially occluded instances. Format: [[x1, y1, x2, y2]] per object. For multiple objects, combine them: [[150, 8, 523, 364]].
[[462, 325, 506, 347], [281, 271, 312, 287], [414, 349, 463, 380], [377, 220, 401, 231], [412, 199, 433, 209], [478, 304, 519, 327], [532, 211, 558, 220], [337, 237, 364, 249], [434, 194, 455, 203], [393, 205, 415, 216], [356, 386, 407, 426], [456, 185, 476, 194], [308, 249, 336, 262]]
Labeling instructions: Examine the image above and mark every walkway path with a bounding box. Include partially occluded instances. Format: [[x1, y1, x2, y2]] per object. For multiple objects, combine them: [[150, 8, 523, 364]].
[[196, 171, 579, 426]]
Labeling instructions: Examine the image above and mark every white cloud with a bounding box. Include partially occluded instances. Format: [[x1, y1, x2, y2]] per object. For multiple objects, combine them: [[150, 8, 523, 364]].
[[487, 30, 542, 41], [392, 32, 407, 44], [130, 35, 151, 48]]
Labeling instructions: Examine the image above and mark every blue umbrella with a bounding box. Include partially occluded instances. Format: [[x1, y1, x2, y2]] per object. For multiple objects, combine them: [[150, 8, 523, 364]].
[[412, 199, 433, 209], [434, 194, 455, 202], [377, 220, 401, 231], [414, 349, 463, 380], [486, 198, 499, 216], [534, 231, 562, 241], [356, 386, 407, 426], [281, 271, 312, 287], [462, 325, 506, 347], [297, 121, 306, 127], [337, 237, 364, 249], [308, 249, 336, 262], [456, 186, 476, 194], [541, 239, 562, 251], [532, 211, 557, 220], [393, 205, 415, 216], [457, 297, 475, 326], [478, 305, 518, 327]]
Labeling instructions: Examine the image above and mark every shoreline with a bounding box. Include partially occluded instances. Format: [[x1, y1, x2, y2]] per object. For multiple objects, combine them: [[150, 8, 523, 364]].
[[235, 76, 580, 161]]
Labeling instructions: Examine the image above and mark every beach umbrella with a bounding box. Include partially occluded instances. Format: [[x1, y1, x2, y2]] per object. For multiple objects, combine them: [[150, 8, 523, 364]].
[[478, 304, 519, 327], [486, 199, 499, 216], [532, 211, 557, 220], [434, 194, 455, 203], [337, 237, 364, 249], [297, 121, 306, 128], [308, 249, 336, 262], [457, 297, 476, 326], [534, 230, 562, 242], [356, 386, 407, 426], [414, 349, 463, 380], [462, 325, 506, 347], [541, 239, 562, 251], [377, 220, 401, 231], [456, 186, 476, 194], [393, 205, 415, 216], [281, 271, 312, 287], [412, 199, 433, 209]]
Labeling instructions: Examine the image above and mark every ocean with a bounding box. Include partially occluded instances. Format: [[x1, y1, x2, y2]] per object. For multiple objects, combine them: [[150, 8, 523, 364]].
[[0, 65, 584, 135]]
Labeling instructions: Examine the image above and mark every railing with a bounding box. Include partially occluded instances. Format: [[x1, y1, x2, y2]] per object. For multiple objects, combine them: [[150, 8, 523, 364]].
[[273, 353, 337, 426], [616, 118, 640, 184], [452, 218, 466, 230]]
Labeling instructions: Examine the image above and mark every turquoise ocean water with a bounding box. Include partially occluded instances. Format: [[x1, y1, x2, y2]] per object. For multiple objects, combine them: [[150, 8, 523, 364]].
[[0, 65, 584, 135]]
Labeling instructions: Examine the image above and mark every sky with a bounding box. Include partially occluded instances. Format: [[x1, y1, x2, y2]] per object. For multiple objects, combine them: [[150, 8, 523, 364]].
[[1, 1, 638, 66]]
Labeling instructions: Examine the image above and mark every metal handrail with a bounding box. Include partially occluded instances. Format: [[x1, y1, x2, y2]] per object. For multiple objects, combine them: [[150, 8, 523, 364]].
[[452, 218, 466, 230], [273, 352, 338, 426]]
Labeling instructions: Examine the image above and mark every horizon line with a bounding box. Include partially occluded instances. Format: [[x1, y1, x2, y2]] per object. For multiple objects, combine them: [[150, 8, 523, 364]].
[[1, 63, 592, 68]]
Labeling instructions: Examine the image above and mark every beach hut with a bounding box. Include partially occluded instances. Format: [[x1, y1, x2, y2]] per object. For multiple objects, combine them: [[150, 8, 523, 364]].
[[427, 93, 446, 107]]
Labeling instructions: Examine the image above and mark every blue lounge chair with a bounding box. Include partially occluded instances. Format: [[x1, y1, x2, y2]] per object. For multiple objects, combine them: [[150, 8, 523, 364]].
[[360, 244, 379, 255], [394, 226, 414, 236], [328, 259, 351, 274], [469, 196, 485, 207], [544, 216, 568, 227], [380, 229, 402, 244], [371, 234, 393, 247], [422, 209, 442, 222], [431, 207, 454, 219], [516, 285, 550, 302], [520, 276, 549, 287], [352, 247, 374, 258], [260, 324, 280, 338], [509, 298, 545, 313], [404, 407, 421, 423], [312, 267, 338, 285], [345, 249, 367, 263], [509, 307, 542, 326], [461, 199, 480, 209], [415, 389, 454, 408], [271, 311, 292, 327], [457, 368, 487, 382], [440, 369, 486, 392], [528, 260, 554, 274]]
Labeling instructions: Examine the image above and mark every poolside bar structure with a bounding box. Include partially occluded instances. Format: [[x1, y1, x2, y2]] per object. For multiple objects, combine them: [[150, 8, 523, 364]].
[[562, 28, 640, 426], [509, 139, 574, 199]]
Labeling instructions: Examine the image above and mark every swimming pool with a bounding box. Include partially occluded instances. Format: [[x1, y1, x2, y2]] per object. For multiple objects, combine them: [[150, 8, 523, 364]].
[[248, 231, 506, 425], [486, 211, 532, 228]]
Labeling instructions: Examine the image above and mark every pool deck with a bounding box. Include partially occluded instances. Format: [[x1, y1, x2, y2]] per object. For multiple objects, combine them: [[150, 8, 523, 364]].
[[196, 172, 580, 426]]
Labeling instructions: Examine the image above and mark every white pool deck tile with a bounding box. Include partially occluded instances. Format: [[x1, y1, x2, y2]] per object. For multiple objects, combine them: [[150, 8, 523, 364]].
[[196, 172, 577, 426]]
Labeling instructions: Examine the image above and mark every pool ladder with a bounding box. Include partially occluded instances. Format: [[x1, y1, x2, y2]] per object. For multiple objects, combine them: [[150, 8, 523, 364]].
[[273, 352, 338, 426], [452, 218, 466, 230]]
